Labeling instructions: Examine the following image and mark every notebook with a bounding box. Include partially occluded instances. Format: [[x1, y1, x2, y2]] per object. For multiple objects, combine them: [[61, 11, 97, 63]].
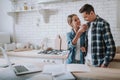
[[0, 47, 42, 76]]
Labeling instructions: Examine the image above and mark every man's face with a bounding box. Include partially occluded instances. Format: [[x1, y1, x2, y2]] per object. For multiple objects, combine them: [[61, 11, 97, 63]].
[[81, 11, 93, 22]]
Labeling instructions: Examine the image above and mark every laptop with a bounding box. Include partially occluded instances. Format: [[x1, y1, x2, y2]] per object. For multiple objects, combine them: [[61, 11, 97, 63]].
[[0, 47, 42, 76]]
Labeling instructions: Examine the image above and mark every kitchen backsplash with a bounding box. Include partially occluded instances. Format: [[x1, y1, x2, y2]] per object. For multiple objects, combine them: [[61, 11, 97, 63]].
[[13, 0, 120, 48]]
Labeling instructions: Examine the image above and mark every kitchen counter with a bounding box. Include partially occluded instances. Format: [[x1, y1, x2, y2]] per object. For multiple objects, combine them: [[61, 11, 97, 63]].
[[6, 51, 120, 61], [6, 50, 68, 59], [73, 66, 120, 80], [1, 50, 119, 67], [113, 53, 120, 62], [2, 50, 69, 64]]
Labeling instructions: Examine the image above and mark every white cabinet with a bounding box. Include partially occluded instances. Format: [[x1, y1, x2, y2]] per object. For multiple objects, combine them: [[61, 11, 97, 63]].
[[9, 56, 66, 64]]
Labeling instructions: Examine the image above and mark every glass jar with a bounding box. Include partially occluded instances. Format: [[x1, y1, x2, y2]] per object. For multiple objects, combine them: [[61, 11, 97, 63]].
[[24, 2, 28, 10]]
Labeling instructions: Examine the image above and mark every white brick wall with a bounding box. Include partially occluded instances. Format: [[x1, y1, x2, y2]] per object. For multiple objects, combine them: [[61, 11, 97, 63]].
[[13, 0, 120, 48]]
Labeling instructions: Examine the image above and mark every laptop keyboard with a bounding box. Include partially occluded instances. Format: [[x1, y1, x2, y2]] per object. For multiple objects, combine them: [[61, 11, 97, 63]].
[[14, 65, 29, 73]]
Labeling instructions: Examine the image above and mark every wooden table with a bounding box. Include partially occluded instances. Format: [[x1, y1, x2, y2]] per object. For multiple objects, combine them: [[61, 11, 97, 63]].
[[0, 60, 120, 80], [73, 67, 120, 80]]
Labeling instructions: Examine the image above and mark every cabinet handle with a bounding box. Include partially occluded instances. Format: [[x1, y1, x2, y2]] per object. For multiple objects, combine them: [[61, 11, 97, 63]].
[[43, 60, 46, 62], [52, 60, 55, 63], [47, 60, 49, 62]]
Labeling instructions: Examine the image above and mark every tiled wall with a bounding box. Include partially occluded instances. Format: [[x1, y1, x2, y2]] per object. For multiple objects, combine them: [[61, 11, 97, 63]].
[[14, 0, 120, 48]]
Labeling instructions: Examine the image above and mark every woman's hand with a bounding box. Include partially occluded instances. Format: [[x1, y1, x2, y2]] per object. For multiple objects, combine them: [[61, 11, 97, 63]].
[[72, 24, 87, 45], [80, 24, 88, 32], [80, 47, 86, 52]]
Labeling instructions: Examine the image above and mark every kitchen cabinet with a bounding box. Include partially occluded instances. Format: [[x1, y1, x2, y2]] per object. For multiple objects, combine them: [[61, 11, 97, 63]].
[[9, 57, 66, 64]]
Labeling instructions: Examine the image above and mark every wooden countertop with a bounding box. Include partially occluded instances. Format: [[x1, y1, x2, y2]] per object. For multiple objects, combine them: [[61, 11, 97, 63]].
[[6, 51, 120, 61], [113, 53, 120, 62], [0, 62, 119, 80], [73, 66, 120, 80], [6, 50, 68, 59], [0, 50, 118, 62]]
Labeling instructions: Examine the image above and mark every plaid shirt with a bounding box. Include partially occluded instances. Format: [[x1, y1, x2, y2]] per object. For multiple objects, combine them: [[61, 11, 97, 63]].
[[86, 15, 116, 67]]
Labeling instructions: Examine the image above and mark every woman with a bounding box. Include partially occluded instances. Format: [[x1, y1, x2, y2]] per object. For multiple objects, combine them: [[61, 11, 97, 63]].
[[66, 14, 87, 64]]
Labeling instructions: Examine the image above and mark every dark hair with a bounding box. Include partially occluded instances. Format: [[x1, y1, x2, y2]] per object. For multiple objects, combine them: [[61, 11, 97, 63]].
[[79, 4, 95, 14], [67, 14, 77, 27]]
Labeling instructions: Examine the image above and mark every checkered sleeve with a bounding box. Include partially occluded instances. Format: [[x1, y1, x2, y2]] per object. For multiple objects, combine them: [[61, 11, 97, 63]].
[[102, 22, 116, 66]]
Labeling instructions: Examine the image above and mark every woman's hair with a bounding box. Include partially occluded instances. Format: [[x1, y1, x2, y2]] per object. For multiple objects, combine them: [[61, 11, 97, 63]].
[[79, 4, 95, 14], [67, 14, 77, 27]]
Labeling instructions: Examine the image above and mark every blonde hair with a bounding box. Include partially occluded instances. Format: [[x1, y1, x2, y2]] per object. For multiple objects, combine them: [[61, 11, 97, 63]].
[[67, 14, 77, 27]]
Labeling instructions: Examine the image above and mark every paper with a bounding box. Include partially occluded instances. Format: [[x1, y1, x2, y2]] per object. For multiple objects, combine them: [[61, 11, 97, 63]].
[[0, 63, 14, 68], [54, 35, 61, 50], [27, 73, 53, 80], [60, 35, 68, 50], [67, 64, 91, 72], [27, 72, 75, 80], [53, 71, 75, 80], [42, 64, 75, 80], [0, 59, 8, 68], [42, 64, 66, 76]]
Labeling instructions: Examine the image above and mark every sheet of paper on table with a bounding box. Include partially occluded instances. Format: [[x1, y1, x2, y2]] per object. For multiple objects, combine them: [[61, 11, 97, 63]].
[[27, 64, 90, 80], [42, 64, 66, 76], [67, 64, 91, 72], [42, 64, 75, 80], [26, 73, 53, 80]]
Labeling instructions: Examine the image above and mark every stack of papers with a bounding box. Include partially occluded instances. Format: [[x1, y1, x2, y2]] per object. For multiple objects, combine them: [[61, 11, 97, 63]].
[[42, 64, 75, 80], [27, 64, 90, 80]]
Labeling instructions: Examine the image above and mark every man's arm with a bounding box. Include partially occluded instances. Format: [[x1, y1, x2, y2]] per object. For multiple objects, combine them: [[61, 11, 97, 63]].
[[101, 22, 116, 67]]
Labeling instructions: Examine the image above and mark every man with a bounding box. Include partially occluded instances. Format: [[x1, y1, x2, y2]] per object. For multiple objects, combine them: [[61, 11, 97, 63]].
[[79, 4, 116, 68]]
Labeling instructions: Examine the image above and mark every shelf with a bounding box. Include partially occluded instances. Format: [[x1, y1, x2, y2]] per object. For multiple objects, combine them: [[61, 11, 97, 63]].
[[8, 9, 39, 13], [7, 8, 58, 24], [8, 7, 58, 13]]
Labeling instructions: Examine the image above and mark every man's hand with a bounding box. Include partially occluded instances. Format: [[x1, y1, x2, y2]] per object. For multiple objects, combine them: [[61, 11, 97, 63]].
[[100, 64, 107, 68]]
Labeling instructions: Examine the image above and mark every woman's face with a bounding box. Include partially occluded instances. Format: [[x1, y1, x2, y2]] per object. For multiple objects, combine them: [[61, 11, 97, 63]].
[[71, 16, 81, 29]]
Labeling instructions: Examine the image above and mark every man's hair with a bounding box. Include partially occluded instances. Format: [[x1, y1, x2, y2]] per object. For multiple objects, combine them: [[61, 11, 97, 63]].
[[79, 4, 95, 14]]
